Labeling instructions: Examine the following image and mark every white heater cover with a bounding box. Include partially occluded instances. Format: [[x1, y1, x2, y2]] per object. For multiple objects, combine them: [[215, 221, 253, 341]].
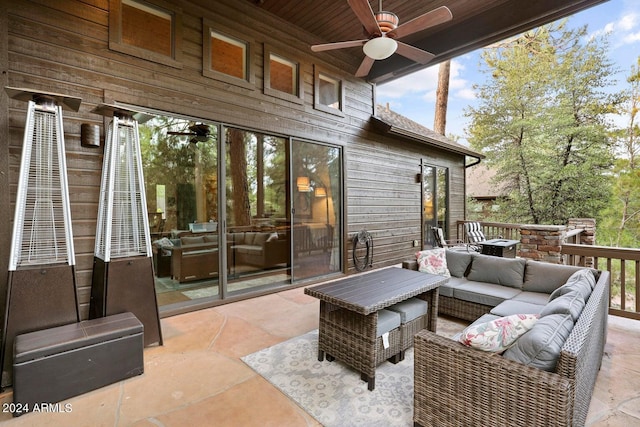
[[95, 115, 152, 261], [9, 100, 75, 270]]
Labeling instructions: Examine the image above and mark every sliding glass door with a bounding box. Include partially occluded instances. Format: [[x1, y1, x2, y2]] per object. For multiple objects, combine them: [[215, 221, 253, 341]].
[[224, 128, 291, 293], [140, 116, 220, 305], [291, 140, 342, 281], [140, 113, 343, 310]]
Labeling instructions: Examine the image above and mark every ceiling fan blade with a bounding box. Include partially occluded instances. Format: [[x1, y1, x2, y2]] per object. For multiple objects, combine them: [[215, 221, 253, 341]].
[[388, 6, 453, 39], [355, 55, 375, 78], [347, 0, 381, 36], [395, 42, 435, 64], [311, 39, 367, 52]]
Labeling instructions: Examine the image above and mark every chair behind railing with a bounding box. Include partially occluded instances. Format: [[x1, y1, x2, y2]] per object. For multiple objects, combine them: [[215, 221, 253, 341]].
[[456, 221, 521, 243]]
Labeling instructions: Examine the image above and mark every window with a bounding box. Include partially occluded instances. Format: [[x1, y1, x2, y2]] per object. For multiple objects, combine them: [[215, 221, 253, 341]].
[[264, 45, 303, 104], [203, 22, 255, 89], [314, 68, 344, 116], [270, 54, 296, 94], [109, 0, 182, 68]]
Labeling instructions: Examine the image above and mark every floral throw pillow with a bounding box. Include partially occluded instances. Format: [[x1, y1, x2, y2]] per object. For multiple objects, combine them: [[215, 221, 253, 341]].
[[459, 314, 539, 352], [416, 248, 450, 277]]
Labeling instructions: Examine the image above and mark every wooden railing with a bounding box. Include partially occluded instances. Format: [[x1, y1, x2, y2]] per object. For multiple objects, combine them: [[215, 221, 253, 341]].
[[562, 243, 640, 320], [565, 228, 584, 244]]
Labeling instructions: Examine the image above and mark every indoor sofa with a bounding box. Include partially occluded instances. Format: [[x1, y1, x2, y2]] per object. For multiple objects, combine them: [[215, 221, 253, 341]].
[[166, 231, 288, 282], [404, 250, 610, 427], [227, 231, 288, 269], [170, 235, 219, 283]]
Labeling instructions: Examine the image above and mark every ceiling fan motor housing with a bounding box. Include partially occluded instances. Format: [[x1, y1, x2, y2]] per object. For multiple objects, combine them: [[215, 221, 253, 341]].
[[375, 11, 398, 34]]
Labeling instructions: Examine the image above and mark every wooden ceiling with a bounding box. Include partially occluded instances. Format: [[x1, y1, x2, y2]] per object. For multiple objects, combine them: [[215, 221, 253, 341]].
[[247, 0, 609, 83]]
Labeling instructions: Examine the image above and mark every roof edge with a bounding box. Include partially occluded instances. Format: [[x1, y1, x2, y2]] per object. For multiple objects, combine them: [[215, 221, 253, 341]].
[[370, 115, 484, 160]]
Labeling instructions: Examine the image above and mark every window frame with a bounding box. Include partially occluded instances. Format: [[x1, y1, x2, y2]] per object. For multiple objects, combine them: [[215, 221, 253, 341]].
[[314, 66, 345, 117], [263, 45, 303, 105], [109, 0, 183, 68], [203, 20, 255, 90]]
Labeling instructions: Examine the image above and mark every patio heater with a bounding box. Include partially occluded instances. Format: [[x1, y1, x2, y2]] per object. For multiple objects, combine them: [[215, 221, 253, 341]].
[[90, 104, 162, 347], [1, 87, 81, 387]]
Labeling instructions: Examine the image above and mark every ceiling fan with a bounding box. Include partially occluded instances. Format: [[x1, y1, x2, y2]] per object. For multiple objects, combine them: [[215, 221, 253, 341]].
[[311, 0, 453, 77], [167, 123, 211, 144]]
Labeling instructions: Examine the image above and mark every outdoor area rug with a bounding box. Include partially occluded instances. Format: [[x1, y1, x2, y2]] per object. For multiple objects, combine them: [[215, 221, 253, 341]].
[[241, 329, 415, 427]]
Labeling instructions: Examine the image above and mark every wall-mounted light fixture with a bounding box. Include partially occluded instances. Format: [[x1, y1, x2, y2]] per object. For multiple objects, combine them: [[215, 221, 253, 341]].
[[314, 187, 327, 197], [81, 123, 101, 148]]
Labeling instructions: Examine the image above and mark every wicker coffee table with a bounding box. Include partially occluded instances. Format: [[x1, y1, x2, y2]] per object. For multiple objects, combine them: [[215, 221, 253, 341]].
[[305, 267, 445, 390]]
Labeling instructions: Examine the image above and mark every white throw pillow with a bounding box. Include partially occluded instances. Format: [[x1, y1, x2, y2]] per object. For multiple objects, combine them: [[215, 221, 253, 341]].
[[459, 314, 539, 352], [416, 248, 450, 277]]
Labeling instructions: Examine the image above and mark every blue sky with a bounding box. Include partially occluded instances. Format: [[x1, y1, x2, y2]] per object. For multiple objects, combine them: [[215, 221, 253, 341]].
[[376, 0, 640, 145]]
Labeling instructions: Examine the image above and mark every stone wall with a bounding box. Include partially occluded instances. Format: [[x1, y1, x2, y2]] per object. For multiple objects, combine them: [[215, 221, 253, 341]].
[[519, 225, 566, 264], [567, 218, 596, 246], [518, 218, 596, 265]]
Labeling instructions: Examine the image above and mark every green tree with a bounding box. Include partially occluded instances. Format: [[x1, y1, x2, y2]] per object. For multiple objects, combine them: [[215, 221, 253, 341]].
[[599, 57, 640, 247], [140, 117, 218, 229], [466, 22, 617, 224]]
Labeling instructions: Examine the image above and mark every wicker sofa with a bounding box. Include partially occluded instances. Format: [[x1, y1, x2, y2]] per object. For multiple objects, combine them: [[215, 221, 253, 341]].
[[404, 251, 610, 427]]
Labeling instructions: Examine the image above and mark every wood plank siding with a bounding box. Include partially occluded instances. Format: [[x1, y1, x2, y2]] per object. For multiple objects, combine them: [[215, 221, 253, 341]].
[[1, 0, 467, 318]]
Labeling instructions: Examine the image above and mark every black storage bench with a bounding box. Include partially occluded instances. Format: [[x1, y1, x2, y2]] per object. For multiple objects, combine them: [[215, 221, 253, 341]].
[[12, 312, 144, 416]]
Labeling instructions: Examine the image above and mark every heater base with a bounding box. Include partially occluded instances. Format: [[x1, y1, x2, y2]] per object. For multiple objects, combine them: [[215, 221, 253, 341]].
[[90, 256, 163, 347], [1, 265, 79, 388]]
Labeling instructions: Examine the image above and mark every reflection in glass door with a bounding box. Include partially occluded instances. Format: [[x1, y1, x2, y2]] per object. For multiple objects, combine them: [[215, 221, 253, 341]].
[[140, 117, 220, 307], [291, 140, 342, 281], [141, 116, 343, 308], [422, 163, 448, 248], [225, 128, 291, 293]]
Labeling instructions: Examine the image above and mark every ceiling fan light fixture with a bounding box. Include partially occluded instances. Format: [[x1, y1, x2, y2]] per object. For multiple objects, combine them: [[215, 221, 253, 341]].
[[363, 36, 397, 60]]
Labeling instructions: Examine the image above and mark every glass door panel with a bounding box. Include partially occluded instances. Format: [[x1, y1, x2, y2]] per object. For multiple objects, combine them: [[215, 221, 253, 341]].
[[422, 165, 437, 248], [422, 163, 449, 248], [291, 140, 342, 281], [225, 128, 291, 293], [140, 116, 220, 307]]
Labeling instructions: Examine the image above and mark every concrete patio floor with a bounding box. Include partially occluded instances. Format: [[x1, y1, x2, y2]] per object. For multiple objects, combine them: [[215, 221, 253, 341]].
[[0, 285, 638, 426]]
